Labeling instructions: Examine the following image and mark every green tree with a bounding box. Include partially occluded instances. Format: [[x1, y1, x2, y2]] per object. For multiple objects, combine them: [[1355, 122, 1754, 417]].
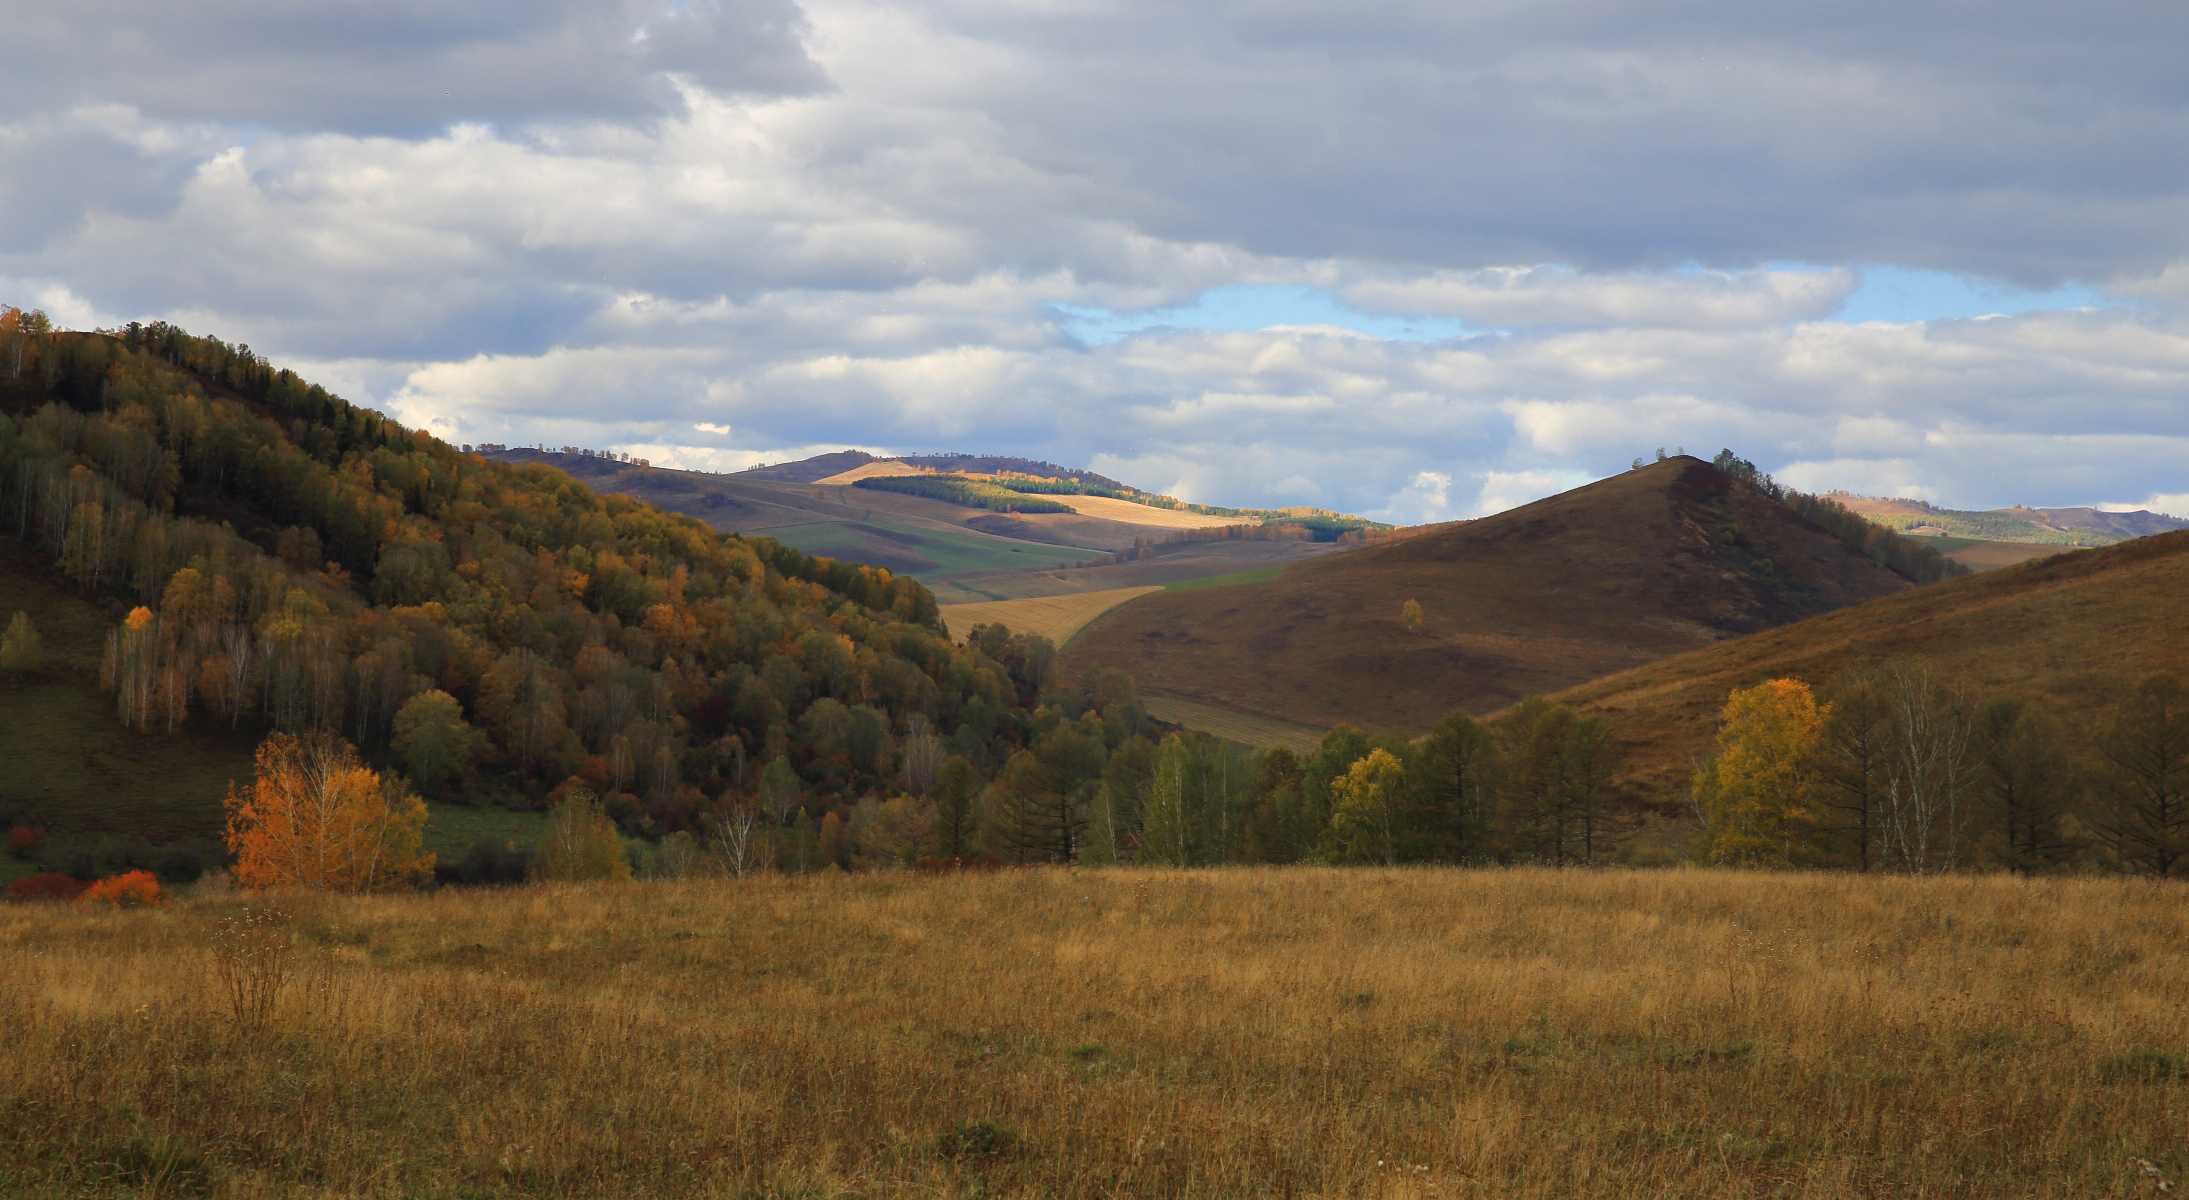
[[1141, 733, 1198, 866], [391, 690, 487, 792], [1401, 598, 1422, 632], [993, 720, 1104, 862], [0, 612, 43, 675], [2087, 673, 2189, 877], [1417, 710, 1498, 861], [1299, 725, 1369, 851], [1242, 747, 1304, 863], [1692, 679, 1832, 868], [1815, 674, 1894, 871], [1972, 697, 2080, 874], [529, 787, 632, 882], [930, 755, 984, 860], [759, 755, 804, 823]]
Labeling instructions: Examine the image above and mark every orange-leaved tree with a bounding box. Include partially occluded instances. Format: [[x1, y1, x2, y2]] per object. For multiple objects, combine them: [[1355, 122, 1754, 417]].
[[226, 732, 433, 892], [1693, 678, 1832, 868]]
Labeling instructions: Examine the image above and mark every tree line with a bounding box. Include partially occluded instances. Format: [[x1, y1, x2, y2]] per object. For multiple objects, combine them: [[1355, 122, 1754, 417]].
[[1694, 669, 2187, 875]]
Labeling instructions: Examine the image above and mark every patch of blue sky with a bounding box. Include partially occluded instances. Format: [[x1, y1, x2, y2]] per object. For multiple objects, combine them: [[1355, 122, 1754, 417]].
[[1055, 284, 1470, 344], [1768, 263, 2123, 324]]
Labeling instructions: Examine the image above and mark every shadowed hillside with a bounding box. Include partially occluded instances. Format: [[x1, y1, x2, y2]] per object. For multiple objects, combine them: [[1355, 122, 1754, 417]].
[[1062, 457, 1921, 736], [1552, 526, 2189, 811]]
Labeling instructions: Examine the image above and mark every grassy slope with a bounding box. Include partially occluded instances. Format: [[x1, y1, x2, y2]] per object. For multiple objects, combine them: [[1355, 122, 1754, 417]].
[[749, 516, 1084, 577], [1063, 457, 1916, 736], [7, 869, 2183, 1197], [1553, 528, 2189, 810], [1161, 564, 1282, 591], [0, 537, 258, 850]]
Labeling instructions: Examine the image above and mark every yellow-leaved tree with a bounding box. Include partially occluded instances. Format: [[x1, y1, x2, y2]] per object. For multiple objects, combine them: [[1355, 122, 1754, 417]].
[[1325, 747, 1411, 866], [226, 732, 433, 891], [1693, 679, 1832, 868]]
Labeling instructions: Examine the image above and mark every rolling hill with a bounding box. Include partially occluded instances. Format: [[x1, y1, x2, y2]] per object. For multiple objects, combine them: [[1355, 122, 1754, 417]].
[[1552, 526, 2189, 812], [1827, 493, 2189, 547], [486, 449, 1349, 604], [1060, 456, 1927, 737]]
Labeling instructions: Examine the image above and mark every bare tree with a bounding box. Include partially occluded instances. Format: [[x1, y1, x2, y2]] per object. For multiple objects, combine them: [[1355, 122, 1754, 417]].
[[712, 805, 759, 878], [1876, 665, 1978, 874]]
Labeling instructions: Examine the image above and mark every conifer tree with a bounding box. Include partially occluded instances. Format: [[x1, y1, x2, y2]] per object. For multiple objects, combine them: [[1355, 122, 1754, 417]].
[[2087, 673, 2189, 877]]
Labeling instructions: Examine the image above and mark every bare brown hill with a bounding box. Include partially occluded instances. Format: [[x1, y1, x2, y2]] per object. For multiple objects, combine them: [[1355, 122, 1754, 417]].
[[1061, 457, 1917, 736], [1552, 526, 2189, 812]]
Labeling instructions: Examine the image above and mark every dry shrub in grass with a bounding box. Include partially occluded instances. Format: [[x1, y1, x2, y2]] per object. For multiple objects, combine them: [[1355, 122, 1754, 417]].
[[3, 868, 2189, 1198]]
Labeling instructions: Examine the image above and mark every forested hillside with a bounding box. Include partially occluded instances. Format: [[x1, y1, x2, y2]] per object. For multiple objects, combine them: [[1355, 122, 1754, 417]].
[[0, 315, 1139, 867]]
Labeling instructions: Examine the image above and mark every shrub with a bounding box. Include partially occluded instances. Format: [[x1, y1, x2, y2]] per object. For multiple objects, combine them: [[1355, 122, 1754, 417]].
[[79, 870, 163, 907], [7, 873, 91, 903], [8, 824, 46, 857], [934, 1120, 1020, 1160]]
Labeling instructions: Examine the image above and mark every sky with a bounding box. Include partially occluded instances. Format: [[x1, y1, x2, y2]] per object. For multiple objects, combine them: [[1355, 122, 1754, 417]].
[[4, 0, 2187, 522]]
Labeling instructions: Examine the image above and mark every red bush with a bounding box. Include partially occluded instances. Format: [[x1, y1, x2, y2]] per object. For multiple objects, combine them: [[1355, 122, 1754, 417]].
[[6, 873, 91, 903], [79, 870, 163, 908], [7, 825, 45, 856]]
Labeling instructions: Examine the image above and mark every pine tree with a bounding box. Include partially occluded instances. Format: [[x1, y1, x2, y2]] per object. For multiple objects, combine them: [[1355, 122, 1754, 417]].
[[930, 756, 983, 860], [2087, 673, 2189, 877], [1973, 698, 2080, 873]]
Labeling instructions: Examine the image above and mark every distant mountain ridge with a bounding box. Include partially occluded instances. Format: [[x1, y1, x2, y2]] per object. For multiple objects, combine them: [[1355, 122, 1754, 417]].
[[734, 450, 1130, 491], [1825, 493, 2189, 545]]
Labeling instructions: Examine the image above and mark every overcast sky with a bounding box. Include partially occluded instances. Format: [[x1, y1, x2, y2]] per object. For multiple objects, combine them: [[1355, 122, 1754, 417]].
[[5, 0, 2187, 519]]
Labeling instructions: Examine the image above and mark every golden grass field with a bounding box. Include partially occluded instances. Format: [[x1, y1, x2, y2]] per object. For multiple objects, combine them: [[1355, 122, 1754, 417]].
[[1942, 540, 2077, 572], [1050, 495, 1244, 530], [6, 868, 2186, 1198], [940, 586, 1164, 647]]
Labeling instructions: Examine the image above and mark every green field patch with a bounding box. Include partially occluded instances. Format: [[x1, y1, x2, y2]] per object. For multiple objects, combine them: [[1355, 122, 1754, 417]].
[[421, 805, 552, 863], [751, 518, 1086, 577], [1163, 565, 1283, 592]]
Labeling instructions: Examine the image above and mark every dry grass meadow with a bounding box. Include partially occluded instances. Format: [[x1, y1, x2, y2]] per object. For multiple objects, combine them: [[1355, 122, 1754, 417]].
[[5, 867, 2186, 1198]]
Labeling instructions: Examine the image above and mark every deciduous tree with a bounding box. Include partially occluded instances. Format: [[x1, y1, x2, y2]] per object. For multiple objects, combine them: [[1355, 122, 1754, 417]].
[[225, 731, 432, 892], [1693, 679, 1831, 868], [530, 787, 631, 882]]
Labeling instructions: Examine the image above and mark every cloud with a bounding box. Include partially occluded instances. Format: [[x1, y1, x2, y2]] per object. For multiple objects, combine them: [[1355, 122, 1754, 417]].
[[3, 0, 2188, 531], [1, 0, 824, 135]]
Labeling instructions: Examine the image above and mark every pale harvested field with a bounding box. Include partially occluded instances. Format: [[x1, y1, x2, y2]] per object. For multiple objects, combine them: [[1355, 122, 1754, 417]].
[[1052, 494, 1245, 529], [1947, 540, 2081, 572], [939, 586, 1163, 646], [5, 869, 2185, 1198], [1141, 691, 1328, 752], [813, 461, 929, 486]]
